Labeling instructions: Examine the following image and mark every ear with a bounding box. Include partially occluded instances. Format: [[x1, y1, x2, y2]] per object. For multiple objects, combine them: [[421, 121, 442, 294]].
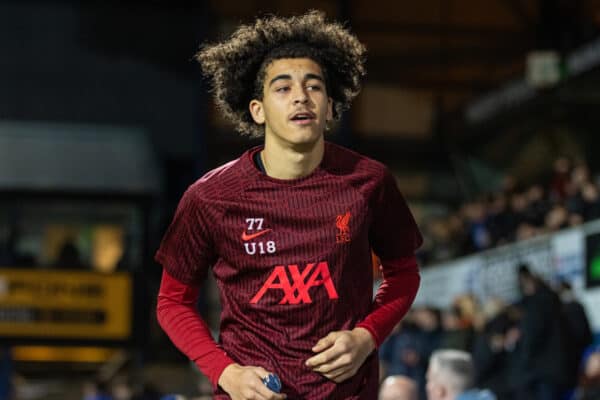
[[249, 99, 265, 125], [327, 97, 333, 121]]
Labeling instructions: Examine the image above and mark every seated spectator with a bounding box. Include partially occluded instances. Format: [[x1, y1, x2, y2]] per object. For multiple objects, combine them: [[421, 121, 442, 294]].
[[515, 222, 539, 241], [581, 182, 600, 221], [544, 204, 570, 232], [379, 375, 418, 400], [440, 305, 474, 352], [423, 217, 460, 263], [487, 192, 512, 245], [523, 184, 550, 227], [380, 314, 428, 395], [571, 161, 591, 193], [426, 349, 496, 400], [463, 201, 492, 252], [506, 192, 528, 238], [549, 156, 571, 202]]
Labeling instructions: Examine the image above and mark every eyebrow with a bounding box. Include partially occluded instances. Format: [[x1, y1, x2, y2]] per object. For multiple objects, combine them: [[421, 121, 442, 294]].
[[268, 73, 325, 87]]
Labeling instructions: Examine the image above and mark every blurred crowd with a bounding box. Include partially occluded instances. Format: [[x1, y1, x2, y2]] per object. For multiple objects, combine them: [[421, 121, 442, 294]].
[[378, 264, 598, 400], [419, 157, 600, 265], [81, 378, 211, 400]]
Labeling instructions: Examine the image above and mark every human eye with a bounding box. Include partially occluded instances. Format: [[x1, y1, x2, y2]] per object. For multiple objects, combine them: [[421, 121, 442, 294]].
[[275, 86, 290, 93], [307, 83, 322, 91]]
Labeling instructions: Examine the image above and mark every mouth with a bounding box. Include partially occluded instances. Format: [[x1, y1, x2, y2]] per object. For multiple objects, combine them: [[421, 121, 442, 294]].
[[290, 111, 316, 125]]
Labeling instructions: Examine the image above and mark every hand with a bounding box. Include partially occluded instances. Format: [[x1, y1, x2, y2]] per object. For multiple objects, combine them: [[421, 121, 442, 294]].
[[218, 363, 287, 400], [305, 327, 376, 383]]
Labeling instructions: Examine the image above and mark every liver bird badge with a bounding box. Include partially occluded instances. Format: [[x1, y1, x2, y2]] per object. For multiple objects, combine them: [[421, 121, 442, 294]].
[[336, 211, 351, 243]]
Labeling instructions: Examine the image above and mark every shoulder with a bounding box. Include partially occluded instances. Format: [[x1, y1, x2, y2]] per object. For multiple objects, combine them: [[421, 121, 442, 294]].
[[324, 142, 389, 184], [185, 154, 248, 203]]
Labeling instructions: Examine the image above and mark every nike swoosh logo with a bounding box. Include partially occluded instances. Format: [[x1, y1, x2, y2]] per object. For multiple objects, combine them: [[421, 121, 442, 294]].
[[241, 229, 272, 241]]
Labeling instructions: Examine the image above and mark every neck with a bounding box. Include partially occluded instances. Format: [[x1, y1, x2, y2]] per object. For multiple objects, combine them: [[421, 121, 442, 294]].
[[261, 135, 325, 180]]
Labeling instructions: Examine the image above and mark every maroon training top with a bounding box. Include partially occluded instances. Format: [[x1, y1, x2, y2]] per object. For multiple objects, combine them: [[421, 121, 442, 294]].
[[155, 142, 422, 399]]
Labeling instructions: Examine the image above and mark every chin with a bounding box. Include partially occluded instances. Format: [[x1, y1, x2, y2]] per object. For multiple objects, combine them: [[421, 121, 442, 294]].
[[267, 125, 324, 148], [290, 131, 323, 145], [277, 135, 319, 153]]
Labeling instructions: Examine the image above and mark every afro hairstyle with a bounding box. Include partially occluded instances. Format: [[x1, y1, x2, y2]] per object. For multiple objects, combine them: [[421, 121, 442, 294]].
[[197, 10, 367, 137]]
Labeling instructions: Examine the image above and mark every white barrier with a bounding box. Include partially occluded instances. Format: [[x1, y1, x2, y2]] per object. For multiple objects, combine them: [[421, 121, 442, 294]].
[[415, 219, 600, 331]]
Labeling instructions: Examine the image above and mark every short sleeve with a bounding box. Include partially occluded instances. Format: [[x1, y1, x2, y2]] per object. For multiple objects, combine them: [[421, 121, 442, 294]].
[[155, 186, 218, 285], [369, 169, 423, 261]]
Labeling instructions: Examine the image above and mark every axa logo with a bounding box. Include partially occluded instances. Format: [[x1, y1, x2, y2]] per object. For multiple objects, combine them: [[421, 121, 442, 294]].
[[250, 261, 339, 304], [336, 211, 351, 243]]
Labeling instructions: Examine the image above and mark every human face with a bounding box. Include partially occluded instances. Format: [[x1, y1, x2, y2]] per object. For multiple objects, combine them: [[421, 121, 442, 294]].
[[426, 363, 445, 400], [249, 58, 333, 149]]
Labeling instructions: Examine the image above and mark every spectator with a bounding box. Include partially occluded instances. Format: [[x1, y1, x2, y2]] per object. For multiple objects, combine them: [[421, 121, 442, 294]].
[[506, 192, 528, 238], [549, 156, 571, 202], [414, 307, 444, 397], [472, 305, 519, 400], [523, 184, 550, 227], [379, 375, 418, 400], [559, 281, 593, 391], [446, 213, 469, 255], [515, 222, 539, 241], [463, 201, 492, 252], [423, 217, 459, 263], [440, 305, 474, 352], [544, 204, 570, 232], [581, 182, 600, 221], [380, 315, 428, 393], [487, 193, 512, 245], [506, 264, 568, 400], [426, 349, 496, 400], [571, 162, 591, 191]]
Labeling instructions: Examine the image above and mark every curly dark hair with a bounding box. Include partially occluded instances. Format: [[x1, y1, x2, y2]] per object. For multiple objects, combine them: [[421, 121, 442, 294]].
[[197, 10, 367, 137]]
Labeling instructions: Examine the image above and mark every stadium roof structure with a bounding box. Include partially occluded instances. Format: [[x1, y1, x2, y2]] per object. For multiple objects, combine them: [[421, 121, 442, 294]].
[[4, 0, 600, 199]]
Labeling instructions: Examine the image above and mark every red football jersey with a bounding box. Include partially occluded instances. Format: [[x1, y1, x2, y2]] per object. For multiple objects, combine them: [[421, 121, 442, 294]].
[[155, 142, 422, 399]]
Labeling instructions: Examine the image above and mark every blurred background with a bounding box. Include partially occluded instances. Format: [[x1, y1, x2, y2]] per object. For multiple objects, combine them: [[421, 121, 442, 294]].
[[2, 0, 600, 399]]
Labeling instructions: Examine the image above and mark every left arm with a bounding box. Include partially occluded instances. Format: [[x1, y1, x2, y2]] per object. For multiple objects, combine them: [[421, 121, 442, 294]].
[[307, 167, 422, 382], [356, 256, 420, 347], [306, 256, 420, 382]]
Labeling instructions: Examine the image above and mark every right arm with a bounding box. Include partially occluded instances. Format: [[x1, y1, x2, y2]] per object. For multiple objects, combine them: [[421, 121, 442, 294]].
[[156, 185, 284, 399], [156, 269, 234, 387], [156, 269, 286, 400]]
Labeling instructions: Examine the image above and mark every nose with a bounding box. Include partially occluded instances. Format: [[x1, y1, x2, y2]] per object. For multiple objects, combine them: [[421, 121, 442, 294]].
[[293, 86, 309, 104]]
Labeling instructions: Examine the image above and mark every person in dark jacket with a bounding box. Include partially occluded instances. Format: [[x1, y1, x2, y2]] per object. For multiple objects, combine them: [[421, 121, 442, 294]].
[[506, 264, 569, 400], [558, 280, 593, 390], [472, 307, 520, 400]]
